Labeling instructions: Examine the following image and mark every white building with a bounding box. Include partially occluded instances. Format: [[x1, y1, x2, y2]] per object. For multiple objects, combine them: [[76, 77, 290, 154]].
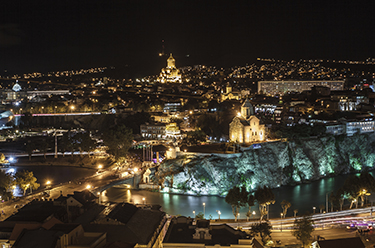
[[258, 80, 344, 96]]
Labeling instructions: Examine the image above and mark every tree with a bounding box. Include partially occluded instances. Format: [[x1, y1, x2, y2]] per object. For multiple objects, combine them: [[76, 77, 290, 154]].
[[336, 188, 345, 211], [14, 170, 40, 196], [293, 209, 298, 217], [71, 132, 96, 157], [196, 212, 204, 219], [281, 200, 291, 218], [37, 138, 49, 159], [61, 130, 76, 157], [341, 173, 375, 209], [292, 215, 315, 248], [319, 204, 325, 213], [102, 125, 133, 159], [250, 220, 272, 245], [225, 186, 248, 221], [254, 186, 275, 222], [359, 172, 375, 206], [0, 170, 13, 199], [246, 194, 255, 221], [25, 139, 36, 161], [342, 175, 361, 209], [184, 130, 206, 145]]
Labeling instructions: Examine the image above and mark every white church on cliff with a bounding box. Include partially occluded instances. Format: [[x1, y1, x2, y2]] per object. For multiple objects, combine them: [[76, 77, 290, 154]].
[[229, 99, 266, 143]]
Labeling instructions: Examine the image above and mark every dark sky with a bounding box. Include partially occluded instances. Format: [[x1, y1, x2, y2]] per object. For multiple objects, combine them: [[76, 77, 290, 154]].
[[1, 0, 375, 77]]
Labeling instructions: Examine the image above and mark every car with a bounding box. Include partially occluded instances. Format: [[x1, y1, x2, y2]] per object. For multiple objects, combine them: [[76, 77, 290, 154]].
[[42, 191, 50, 197], [347, 224, 357, 230]]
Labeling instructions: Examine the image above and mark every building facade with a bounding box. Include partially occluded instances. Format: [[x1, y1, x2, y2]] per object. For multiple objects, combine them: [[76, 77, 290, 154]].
[[258, 80, 344, 96], [229, 99, 266, 143]]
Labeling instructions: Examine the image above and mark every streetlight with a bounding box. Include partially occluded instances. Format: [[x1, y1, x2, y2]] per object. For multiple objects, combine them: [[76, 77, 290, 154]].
[[70, 105, 75, 113], [193, 210, 196, 219], [98, 164, 103, 169], [216, 210, 221, 220], [142, 197, 146, 204], [203, 202, 206, 219], [86, 184, 91, 190], [280, 213, 283, 232], [252, 211, 256, 220], [97, 192, 101, 204], [313, 206, 316, 214]]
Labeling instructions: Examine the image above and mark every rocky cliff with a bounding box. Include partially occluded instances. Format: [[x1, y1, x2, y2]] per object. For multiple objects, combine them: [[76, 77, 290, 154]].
[[154, 133, 375, 196]]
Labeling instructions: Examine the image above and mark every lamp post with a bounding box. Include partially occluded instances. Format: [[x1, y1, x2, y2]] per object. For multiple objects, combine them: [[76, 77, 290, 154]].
[[252, 211, 256, 221], [216, 210, 221, 220], [97, 192, 101, 204], [313, 206, 316, 214], [193, 210, 196, 219], [142, 197, 146, 204], [203, 202, 206, 219], [280, 213, 283, 232]]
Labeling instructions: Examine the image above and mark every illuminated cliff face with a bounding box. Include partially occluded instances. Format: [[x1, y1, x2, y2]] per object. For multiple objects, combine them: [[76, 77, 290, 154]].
[[157, 53, 182, 83], [155, 133, 375, 196]]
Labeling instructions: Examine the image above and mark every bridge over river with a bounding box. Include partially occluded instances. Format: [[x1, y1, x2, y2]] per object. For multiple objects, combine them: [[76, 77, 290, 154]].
[[92, 174, 143, 194]]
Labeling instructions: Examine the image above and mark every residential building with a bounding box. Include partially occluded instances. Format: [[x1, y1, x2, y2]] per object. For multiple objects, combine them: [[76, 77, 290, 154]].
[[13, 223, 106, 248], [163, 217, 263, 248], [258, 80, 344, 96], [312, 237, 365, 248], [140, 123, 166, 139], [84, 203, 167, 248]]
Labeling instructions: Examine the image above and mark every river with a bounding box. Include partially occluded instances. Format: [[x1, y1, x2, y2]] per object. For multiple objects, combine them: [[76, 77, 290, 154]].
[[101, 173, 358, 219], [5, 165, 361, 219]]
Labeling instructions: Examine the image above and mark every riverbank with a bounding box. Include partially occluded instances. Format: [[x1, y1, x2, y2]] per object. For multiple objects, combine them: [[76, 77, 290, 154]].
[[13, 155, 115, 169]]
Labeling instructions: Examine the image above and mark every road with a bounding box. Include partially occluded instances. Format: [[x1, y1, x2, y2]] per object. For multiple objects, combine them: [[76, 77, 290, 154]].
[[0, 169, 118, 220]]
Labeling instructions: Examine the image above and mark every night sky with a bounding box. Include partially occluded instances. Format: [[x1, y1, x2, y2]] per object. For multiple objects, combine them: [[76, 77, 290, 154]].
[[1, 0, 375, 77]]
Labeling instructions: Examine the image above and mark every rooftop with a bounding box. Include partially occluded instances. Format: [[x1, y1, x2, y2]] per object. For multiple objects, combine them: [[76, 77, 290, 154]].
[[163, 216, 251, 246]]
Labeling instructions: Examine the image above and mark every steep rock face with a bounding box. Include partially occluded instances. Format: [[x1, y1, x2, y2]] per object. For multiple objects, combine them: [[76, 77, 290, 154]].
[[154, 133, 375, 196]]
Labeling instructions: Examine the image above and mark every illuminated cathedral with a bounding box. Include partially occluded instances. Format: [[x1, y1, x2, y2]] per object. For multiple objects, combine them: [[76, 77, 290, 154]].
[[157, 53, 182, 83], [229, 99, 266, 143]]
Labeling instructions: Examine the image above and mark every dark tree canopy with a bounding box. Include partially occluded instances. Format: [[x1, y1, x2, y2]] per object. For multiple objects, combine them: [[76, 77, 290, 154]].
[[14, 170, 40, 196], [102, 125, 133, 159], [250, 220, 272, 245], [225, 186, 248, 221], [254, 186, 275, 221], [292, 215, 315, 247]]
